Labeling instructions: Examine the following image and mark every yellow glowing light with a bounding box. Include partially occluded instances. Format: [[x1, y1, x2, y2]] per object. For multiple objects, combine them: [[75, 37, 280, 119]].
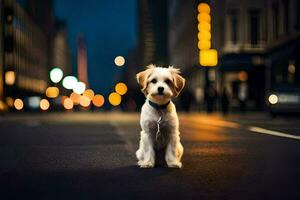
[[109, 92, 121, 106], [61, 96, 68, 105], [79, 95, 91, 107], [40, 99, 50, 111], [115, 82, 128, 95], [268, 94, 278, 105], [114, 56, 125, 67], [6, 97, 14, 107], [83, 89, 95, 100], [198, 22, 211, 32], [198, 3, 210, 14], [63, 98, 74, 110], [238, 71, 248, 82], [5, 71, 15, 85], [70, 92, 80, 105], [14, 98, 24, 110], [199, 49, 218, 66], [198, 40, 211, 50], [92, 94, 105, 107], [198, 30, 211, 41], [46, 87, 59, 98], [197, 13, 211, 23]]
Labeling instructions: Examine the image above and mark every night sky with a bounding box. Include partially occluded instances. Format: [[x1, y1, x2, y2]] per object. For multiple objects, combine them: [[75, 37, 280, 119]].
[[54, 0, 137, 94]]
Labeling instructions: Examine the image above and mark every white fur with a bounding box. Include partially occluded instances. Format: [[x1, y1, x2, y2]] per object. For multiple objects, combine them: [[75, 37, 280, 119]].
[[136, 65, 185, 168]]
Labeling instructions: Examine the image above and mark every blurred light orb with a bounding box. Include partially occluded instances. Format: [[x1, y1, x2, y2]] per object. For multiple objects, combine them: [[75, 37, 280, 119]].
[[14, 98, 24, 110], [79, 95, 91, 107], [288, 63, 295, 74], [63, 98, 74, 110], [5, 71, 15, 85], [109, 92, 121, 106], [198, 3, 210, 13], [62, 76, 78, 90], [40, 99, 50, 111], [198, 22, 211, 32], [46, 87, 59, 98], [70, 92, 80, 105], [28, 96, 41, 109], [114, 56, 125, 67], [92, 94, 105, 107], [73, 81, 86, 95], [198, 40, 211, 50], [197, 13, 211, 23], [268, 94, 278, 105], [83, 89, 95, 100], [115, 82, 128, 95], [6, 97, 14, 107], [50, 68, 63, 83], [238, 71, 248, 82]]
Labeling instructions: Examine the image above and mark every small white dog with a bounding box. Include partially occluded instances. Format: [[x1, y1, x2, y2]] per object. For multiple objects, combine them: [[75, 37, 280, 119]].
[[136, 64, 185, 168]]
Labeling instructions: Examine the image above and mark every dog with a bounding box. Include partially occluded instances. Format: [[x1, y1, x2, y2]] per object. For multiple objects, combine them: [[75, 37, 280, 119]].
[[135, 64, 185, 168]]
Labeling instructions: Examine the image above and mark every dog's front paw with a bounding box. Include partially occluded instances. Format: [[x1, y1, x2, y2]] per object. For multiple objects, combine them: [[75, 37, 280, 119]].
[[167, 161, 182, 168], [138, 161, 154, 168]]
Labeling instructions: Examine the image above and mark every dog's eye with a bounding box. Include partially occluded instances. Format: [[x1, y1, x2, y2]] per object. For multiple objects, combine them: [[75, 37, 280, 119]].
[[165, 79, 171, 84], [151, 79, 157, 84]]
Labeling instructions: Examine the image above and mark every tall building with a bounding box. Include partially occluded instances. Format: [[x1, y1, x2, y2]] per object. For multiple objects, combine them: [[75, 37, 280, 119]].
[[51, 20, 71, 75], [2, 0, 51, 102], [77, 34, 88, 85], [138, 0, 169, 66]]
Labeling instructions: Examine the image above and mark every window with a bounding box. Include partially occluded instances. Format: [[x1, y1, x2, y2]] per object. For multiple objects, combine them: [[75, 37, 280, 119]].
[[249, 10, 260, 45], [272, 4, 279, 38], [282, 0, 289, 33], [296, 0, 300, 30], [228, 10, 238, 44]]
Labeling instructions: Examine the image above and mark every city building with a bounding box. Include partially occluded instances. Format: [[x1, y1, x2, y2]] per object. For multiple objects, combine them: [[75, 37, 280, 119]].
[[168, 0, 300, 111], [77, 34, 88, 86], [138, 0, 169, 67], [51, 20, 72, 75], [2, 0, 51, 104]]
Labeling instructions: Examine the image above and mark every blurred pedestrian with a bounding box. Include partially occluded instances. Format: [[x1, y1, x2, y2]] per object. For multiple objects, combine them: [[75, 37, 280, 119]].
[[205, 85, 217, 113], [238, 82, 248, 113], [221, 88, 230, 115]]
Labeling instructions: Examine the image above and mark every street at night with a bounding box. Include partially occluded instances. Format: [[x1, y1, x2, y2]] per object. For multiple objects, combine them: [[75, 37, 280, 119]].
[[1, 113, 300, 199]]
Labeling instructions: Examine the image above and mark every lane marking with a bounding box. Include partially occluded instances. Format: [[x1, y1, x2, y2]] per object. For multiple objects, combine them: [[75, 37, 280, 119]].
[[181, 116, 300, 141], [248, 126, 300, 140]]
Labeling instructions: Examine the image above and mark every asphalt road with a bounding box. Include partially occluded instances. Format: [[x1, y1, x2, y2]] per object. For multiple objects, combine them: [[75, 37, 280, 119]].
[[0, 112, 300, 199]]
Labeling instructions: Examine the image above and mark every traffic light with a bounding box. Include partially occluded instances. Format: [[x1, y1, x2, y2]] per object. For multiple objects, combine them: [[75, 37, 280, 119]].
[[197, 3, 218, 67]]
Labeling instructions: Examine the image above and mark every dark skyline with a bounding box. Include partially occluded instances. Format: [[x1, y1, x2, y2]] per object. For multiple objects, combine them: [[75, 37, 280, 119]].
[[54, 0, 137, 94]]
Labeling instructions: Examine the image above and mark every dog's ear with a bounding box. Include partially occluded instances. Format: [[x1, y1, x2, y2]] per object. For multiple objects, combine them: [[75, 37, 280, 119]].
[[136, 65, 155, 95], [169, 66, 185, 97]]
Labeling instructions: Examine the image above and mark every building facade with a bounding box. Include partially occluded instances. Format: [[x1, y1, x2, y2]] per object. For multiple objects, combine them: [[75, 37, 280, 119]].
[[168, 0, 300, 111]]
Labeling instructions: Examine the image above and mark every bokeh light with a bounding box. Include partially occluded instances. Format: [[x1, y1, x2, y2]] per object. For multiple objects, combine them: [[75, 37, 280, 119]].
[[238, 71, 248, 82], [268, 94, 278, 105], [62, 76, 78, 90], [6, 97, 14, 107], [198, 3, 210, 13], [70, 92, 80, 105], [40, 99, 50, 111], [83, 89, 95, 100], [79, 95, 91, 107], [46, 87, 59, 98], [5, 71, 15, 85], [14, 98, 24, 110], [63, 98, 74, 110], [92, 94, 105, 107], [114, 56, 125, 67], [73, 81, 86, 94], [109, 92, 121, 106], [50, 68, 63, 83], [115, 82, 128, 95]]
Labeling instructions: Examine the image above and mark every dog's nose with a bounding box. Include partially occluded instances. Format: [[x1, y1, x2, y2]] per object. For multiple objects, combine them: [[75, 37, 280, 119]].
[[158, 87, 164, 94]]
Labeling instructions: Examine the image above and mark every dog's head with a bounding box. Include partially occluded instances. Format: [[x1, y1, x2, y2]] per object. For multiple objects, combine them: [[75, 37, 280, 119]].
[[136, 64, 185, 104]]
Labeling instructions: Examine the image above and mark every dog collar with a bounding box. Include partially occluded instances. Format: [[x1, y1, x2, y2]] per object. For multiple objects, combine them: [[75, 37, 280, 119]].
[[148, 100, 170, 110]]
